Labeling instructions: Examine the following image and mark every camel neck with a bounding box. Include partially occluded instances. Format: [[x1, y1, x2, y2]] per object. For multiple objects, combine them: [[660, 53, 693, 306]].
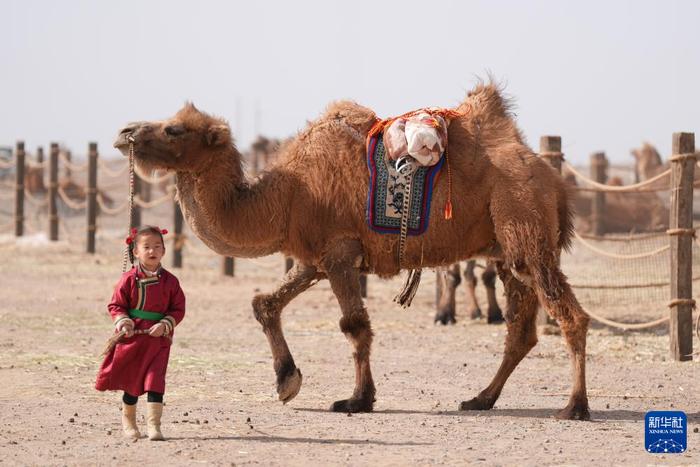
[[175, 148, 288, 258]]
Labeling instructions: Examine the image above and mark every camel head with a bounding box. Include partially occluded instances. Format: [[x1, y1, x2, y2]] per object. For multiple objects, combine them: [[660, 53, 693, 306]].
[[113, 103, 234, 173], [630, 142, 663, 177]]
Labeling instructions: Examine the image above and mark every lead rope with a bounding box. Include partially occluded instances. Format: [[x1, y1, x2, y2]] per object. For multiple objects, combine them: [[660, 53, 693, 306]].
[[393, 156, 422, 308], [122, 137, 136, 272], [396, 156, 417, 266]]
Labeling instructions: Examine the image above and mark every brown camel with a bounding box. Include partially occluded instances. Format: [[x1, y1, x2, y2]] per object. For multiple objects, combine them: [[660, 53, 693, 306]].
[[113, 83, 591, 420]]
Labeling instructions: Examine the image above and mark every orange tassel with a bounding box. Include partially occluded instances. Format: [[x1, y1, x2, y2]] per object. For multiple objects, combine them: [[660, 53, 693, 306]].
[[444, 145, 453, 220], [444, 200, 453, 220]]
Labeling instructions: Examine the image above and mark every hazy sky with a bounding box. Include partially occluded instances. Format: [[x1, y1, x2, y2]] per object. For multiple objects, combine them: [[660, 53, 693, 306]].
[[2, 0, 698, 163]]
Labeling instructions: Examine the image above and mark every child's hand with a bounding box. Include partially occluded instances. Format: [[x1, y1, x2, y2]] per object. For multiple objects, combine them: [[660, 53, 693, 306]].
[[117, 320, 135, 338], [149, 323, 166, 337]]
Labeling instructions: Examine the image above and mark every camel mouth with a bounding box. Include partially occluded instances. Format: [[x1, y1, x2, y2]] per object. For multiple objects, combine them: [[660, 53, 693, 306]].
[[114, 122, 149, 155], [113, 133, 131, 155], [113, 126, 139, 156]]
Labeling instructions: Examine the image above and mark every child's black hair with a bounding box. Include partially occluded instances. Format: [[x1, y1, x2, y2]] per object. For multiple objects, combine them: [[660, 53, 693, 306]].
[[128, 225, 166, 265]]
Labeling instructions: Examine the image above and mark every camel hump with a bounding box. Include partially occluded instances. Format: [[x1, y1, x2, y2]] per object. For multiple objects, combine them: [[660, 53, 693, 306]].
[[457, 82, 513, 121], [320, 100, 378, 134], [454, 81, 523, 149]]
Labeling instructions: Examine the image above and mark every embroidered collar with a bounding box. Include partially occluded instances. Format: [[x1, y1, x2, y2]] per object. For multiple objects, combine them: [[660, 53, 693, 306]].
[[135, 264, 162, 279]]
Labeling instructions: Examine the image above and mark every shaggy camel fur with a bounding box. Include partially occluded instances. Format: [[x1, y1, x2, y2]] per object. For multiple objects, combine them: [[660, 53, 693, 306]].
[[113, 83, 591, 420]]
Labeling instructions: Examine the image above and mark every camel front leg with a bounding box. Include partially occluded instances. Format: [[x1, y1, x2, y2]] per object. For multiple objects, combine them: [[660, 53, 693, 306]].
[[322, 240, 375, 413], [252, 262, 324, 403]]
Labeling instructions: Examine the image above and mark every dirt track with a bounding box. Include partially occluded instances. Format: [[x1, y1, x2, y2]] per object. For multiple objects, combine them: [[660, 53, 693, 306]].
[[1, 233, 700, 466]]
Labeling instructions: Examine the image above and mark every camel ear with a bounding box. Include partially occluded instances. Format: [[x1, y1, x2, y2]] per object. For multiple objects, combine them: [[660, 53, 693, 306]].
[[205, 124, 231, 146]]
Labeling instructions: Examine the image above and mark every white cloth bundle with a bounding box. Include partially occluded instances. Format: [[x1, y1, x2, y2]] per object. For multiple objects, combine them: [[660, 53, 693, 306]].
[[384, 118, 408, 162], [383, 111, 448, 167]]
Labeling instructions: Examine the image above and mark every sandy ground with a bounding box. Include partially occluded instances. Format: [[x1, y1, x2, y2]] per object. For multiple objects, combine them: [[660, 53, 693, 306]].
[[1, 201, 700, 465]]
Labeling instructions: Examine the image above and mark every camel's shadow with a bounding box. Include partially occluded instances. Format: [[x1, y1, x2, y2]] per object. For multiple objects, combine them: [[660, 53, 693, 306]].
[[297, 406, 700, 423], [167, 434, 431, 446]]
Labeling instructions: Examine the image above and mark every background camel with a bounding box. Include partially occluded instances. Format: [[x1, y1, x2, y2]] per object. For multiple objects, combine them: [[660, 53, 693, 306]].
[[113, 83, 591, 420], [434, 261, 503, 325], [631, 142, 666, 182], [24, 161, 114, 215], [563, 165, 668, 234], [248, 135, 284, 176]]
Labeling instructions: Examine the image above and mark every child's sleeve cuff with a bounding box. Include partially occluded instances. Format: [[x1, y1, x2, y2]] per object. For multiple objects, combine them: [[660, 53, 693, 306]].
[[114, 315, 134, 331]]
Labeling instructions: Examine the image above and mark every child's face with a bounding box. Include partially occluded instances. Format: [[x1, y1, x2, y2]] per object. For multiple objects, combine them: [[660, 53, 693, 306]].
[[133, 232, 165, 271]]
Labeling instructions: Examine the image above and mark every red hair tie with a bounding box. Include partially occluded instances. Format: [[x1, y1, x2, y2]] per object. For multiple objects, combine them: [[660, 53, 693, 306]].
[[125, 227, 138, 245], [125, 227, 168, 244]]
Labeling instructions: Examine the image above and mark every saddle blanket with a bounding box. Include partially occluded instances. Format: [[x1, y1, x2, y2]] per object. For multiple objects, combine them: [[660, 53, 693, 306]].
[[366, 134, 444, 235]]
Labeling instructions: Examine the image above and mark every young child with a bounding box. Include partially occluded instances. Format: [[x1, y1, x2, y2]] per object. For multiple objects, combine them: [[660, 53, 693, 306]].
[[95, 225, 185, 441]]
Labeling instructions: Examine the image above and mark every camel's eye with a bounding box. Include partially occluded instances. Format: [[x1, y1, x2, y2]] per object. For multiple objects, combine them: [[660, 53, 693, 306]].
[[164, 125, 186, 137]]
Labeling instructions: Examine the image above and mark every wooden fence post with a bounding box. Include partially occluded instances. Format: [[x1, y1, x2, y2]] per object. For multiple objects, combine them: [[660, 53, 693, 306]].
[[173, 197, 184, 268], [669, 132, 695, 362], [590, 152, 607, 236], [36, 146, 45, 191], [538, 136, 563, 326], [86, 143, 98, 253], [14, 141, 25, 237], [130, 173, 142, 229], [48, 143, 59, 241], [222, 257, 235, 277]]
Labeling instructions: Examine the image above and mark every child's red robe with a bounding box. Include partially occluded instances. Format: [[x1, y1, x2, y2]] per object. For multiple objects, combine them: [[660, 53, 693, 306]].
[[95, 267, 185, 396]]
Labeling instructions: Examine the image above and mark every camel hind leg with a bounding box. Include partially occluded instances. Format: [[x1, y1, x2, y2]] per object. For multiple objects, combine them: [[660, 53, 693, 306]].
[[460, 262, 538, 411], [252, 262, 324, 403], [528, 259, 590, 420], [501, 238, 589, 419]]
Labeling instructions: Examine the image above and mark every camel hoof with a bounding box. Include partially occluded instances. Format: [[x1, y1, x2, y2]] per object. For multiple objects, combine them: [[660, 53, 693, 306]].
[[487, 307, 504, 324], [330, 397, 374, 413], [434, 310, 456, 325], [469, 307, 483, 320], [459, 396, 494, 411], [556, 402, 591, 421], [277, 368, 303, 404]]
